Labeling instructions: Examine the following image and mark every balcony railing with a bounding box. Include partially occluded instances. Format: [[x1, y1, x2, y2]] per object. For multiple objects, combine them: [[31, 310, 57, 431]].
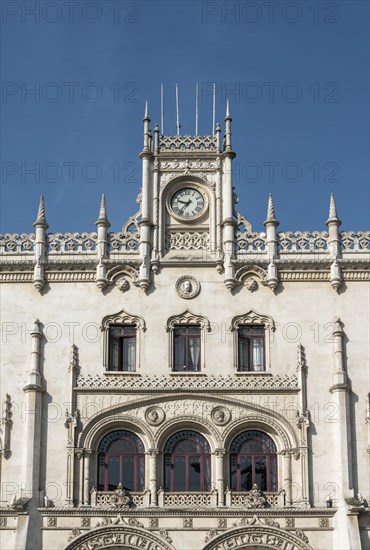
[[90, 485, 282, 509]]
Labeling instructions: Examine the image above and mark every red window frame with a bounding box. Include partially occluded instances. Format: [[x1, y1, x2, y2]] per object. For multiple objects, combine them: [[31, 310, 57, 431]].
[[97, 430, 144, 492], [238, 325, 265, 372], [108, 325, 136, 372], [164, 431, 211, 492], [173, 325, 201, 372], [230, 430, 277, 492]]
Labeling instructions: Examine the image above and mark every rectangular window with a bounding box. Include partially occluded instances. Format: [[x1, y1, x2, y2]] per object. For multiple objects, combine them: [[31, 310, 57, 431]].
[[238, 326, 265, 372], [173, 325, 201, 372], [109, 325, 136, 371]]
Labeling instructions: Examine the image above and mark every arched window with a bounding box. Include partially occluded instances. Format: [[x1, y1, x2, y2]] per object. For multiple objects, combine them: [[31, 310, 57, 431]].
[[164, 431, 211, 492], [230, 431, 277, 492], [97, 431, 145, 492]]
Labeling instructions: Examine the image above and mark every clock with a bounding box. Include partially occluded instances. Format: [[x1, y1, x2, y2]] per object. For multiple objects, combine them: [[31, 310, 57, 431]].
[[170, 188, 206, 220]]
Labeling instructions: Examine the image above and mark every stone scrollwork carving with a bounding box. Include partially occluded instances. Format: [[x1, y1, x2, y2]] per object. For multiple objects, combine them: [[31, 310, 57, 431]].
[[109, 484, 133, 509], [211, 406, 231, 426], [175, 276, 200, 299], [244, 484, 267, 509], [145, 406, 165, 426]]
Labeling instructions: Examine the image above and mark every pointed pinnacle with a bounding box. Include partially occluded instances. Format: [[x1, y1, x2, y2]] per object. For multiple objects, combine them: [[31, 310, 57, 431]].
[[329, 192, 337, 218], [264, 194, 279, 226], [33, 195, 49, 228], [326, 192, 341, 226], [144, 99, 149, 119], [95, 194, 110, 227], [225, 99, 231, 119]]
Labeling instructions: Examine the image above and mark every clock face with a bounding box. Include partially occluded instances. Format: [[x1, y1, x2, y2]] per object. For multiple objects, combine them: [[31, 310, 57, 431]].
[[171, 188, 205, 219]]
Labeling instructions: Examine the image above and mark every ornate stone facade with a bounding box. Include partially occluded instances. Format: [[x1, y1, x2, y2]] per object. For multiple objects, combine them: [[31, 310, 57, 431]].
[[0, 103, 369, 550]]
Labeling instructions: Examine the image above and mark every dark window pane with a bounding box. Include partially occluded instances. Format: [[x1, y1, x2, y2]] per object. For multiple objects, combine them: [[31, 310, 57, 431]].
[[173, 456, 186, 491], [107, 455, 120, 490], [238, 325, 265, 372], [240, 455, 252, 491], [108, 325, 136, 371], [254, 456, 267, 491], [122, 456, 135, 491], [188, 457, 201, 491], [174, 325, 201, 372]]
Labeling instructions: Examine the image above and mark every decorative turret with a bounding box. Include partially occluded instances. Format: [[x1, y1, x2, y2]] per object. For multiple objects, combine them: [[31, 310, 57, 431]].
[[326, 193, 342, 291], [95, 194, 110, 291], [138, 100, 153, 291], [222, 101, 236, 290], [326, 193, 342, 256], [143, 99, 151, 152], [33, 196, 48, 292], [264, 194, 279, 291]]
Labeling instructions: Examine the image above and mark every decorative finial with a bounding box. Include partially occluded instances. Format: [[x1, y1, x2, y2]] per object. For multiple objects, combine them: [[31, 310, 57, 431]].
[[95, 194, 110, 227], [326, 192, 341, 225], [144, 99, 149, 120], [329, 193, 337, 218], [225, 99, 231, 119], [264, 194, 279, 226], [33, 196, 48, 228]]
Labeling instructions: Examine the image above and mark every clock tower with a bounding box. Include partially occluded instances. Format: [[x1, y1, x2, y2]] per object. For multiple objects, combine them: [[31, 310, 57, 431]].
[[138, 100, 237, 290]]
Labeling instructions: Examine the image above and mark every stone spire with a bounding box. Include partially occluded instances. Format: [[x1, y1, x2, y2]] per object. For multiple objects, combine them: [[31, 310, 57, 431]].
[[143, 100, 151, 152], [326, 194, 342, 283], [33, 196, 48, 292], [95, 193, 110, 228], [144, 99, 149, 121], [264, 194, 279, 291], [224, 100, 232, 152], [226, 99, 231, 119], [95, 194, 110, 291], [326, 192, 341, 225], [264, 193, 279, 225], [33, 195, 49, 229]]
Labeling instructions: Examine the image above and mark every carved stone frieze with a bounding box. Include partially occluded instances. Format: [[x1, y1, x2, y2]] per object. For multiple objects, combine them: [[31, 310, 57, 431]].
[[160, 159, 219, 171], [76, 373, 299, 392], [160, 172, 215, 189], [166, 231, 211, 252]]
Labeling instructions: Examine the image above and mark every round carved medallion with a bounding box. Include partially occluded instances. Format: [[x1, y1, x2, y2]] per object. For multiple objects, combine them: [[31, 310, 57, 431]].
[[145, 406, 165, 426], [175, 276, 200, 299], [211, 406, 231, 426]]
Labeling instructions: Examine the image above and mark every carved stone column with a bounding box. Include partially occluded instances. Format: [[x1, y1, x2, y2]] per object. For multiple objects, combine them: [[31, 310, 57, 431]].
[[83, 450, 92, 505], [75, 449, 84, 506], [281, 450, 292, 506], [148, 449, 158, 507], [215, 449, 225, 506]]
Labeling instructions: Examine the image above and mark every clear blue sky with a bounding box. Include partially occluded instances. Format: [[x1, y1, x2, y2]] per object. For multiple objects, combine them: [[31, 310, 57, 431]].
[[1, 0, 369, 233]]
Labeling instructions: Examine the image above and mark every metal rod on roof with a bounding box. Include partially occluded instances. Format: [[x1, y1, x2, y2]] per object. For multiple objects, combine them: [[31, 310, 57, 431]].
[[195, 82, 199, 135], [161, 83, 164, 135], [212, 82, 216, 136], [176, 83, 180, 135]]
